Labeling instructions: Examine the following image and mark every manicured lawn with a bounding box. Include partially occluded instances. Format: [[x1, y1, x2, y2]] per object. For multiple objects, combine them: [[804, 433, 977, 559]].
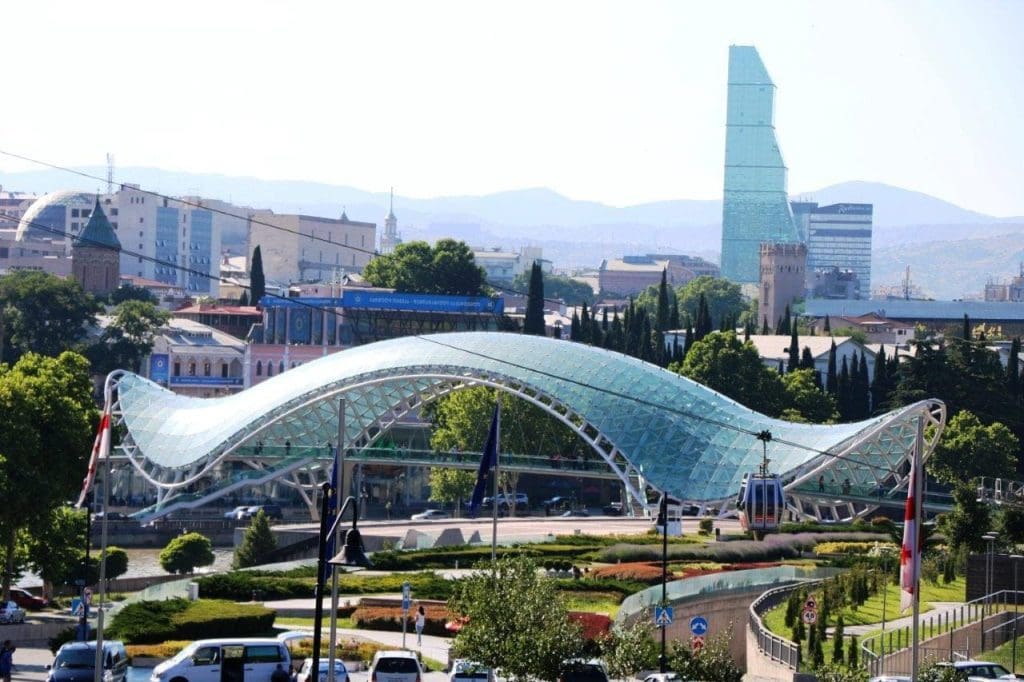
[[277, 616, 356, 629], [562, 591, 622, 617]]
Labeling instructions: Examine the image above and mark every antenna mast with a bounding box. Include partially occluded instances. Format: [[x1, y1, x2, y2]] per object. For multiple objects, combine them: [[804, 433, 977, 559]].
[[106, 153, 115, 194]]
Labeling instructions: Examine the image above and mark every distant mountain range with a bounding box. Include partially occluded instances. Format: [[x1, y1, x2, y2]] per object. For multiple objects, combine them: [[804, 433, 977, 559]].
[[1, 166, 1022, 299]]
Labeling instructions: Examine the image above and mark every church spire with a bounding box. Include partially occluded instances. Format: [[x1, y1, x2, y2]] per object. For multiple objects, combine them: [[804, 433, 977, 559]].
[[387, 187, 395, 220]]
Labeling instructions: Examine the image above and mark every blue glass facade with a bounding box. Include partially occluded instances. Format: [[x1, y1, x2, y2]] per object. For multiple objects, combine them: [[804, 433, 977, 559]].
[[721, 46, 800, 284], [793, 202, 874, 299], [155, 207, 180, 285], [188, 210, 213, 293]]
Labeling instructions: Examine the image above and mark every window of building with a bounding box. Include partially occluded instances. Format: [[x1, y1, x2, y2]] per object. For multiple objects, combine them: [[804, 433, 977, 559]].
[[267, 363, 274, 377], [173, 362, 181, 376], [71, 209, 80, 218], [221, 365, 228, 378], [111, 208, 118, 216], [139, 217, 144, 224], [256, 361, 262, 376], [279, 361, 284, 374], [188, 362, 196, 376], [112, 222, 118, 229], [82, 210, 91, 218], [139, 231, 143, 237], [204, 362, 211, 377]]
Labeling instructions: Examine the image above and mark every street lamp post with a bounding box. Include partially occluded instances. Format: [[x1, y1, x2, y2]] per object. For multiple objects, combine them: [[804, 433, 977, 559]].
[[983, 533, 998, 651], [311, 482, 372, 682], [658, 493, 669, 674], [1014, 555, 1023, 675]]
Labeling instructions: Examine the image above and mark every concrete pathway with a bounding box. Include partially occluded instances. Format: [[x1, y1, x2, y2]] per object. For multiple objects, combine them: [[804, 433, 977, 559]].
[[841, 601, 965, 636]]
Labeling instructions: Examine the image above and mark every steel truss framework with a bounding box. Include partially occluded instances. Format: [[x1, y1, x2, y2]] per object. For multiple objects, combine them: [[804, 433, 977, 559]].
[[110, 332, 946, 519]]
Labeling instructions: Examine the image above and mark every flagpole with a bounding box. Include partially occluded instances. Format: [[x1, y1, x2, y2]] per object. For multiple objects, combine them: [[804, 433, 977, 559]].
[[328, 398, 345, 682], [491, 396, 501, 561], [911, 415, 924, 681], [93, 376, 115, 682]]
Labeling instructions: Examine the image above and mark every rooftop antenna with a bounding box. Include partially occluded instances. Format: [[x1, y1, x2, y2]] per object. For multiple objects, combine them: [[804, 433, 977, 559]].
[[106, 153, 115, 194]]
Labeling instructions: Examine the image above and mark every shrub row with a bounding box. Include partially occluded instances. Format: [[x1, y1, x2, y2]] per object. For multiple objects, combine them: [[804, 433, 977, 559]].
[[107, 598, 275, 644], [567, 611, 613, 640], [594, 532, 887, 564], [351, 604, 451, 636], [196, 570, 455, 601], [589, 562, 665, 584]]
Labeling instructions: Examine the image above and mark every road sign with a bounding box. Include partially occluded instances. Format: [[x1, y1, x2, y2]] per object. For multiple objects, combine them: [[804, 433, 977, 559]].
[[402, 596, 411, 612], [804, 596, 817, 611], [802, 609, 817, 625], [402, 581, 411, 599], [654, 606, 674, 627], [689, 616, 708, 636], [691, 635, 705, 652]]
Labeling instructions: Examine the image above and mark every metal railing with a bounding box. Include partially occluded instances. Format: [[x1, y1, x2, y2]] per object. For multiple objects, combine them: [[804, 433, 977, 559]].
[[747, 580, 828, 670]]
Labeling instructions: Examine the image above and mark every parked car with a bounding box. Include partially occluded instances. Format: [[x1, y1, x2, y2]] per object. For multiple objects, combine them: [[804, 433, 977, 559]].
[[561, 509, 589, 517], [151, 637, 292, 682], [542, 496, 574, 511], [367, 650, 423, 682], [642, 674, 679, 682], [867, 677, 911, 682], [0, 601, 25, 624], [558, 659, 608, 682], [92, 511, 130, 521], [411, 509, 451, 521], [501, 493, 530, 507], [601, 502, 623, 516], [48, 640, 129, 682], [935, 661, 1017, 679], [224, 505, 255, 519], [249, 504, 284, 520], [298, 657, 348, 682], [449, 659, 494, 682], [10, 587, 47, 610]]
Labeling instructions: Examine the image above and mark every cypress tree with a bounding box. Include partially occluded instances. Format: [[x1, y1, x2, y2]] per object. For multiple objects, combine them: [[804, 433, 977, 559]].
[[569, 311, 580, 341], [777, 359, 784, 374], [683, 319, 694, 359], [787, 324, 800, 373], [656, 269, 670, 333], [523, 261, 546, 335], [601, 307, 610, 332], [762, 315, 770, 335], [826, 340, 838, 395], [668, 300, 680, 331], [238, 290, 249, 306], [781, 304, 792, 335], [743, 322, 751, 343], [871, 345, 887, 414], [963, 313, 971, 341], [250, 245, 266, 307], [579, 302, 591, 344], [640, 316, 653, 362], [832, 616, 845, 663], [800, 346, 815, 370], [824, 314, 831, 333], [857, 352, 871, 418], [694, 294, 712, 340], [838, 356, 852, 420], [848, 635, 859, 668], [608, 312, 624, 351], [590, 317, 603, 349], [233, 510, 277, 568]]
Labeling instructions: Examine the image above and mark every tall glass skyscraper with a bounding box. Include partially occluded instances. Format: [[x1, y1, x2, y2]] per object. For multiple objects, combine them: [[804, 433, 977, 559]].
[[721, 45, 800, 284]]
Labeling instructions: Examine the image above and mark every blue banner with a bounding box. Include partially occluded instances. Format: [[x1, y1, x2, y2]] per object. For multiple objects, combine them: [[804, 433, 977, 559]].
[[170, 376, 244, 387], [150, 354, 170, 384], [260, 291, 503, 315], [288, 309, 312, 343]]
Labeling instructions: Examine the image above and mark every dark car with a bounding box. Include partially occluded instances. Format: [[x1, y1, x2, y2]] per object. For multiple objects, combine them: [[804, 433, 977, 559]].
[[91, 511, 130, 521], [561, 509, 590, 518], [10, 587, 47, 610], [602, 502, 623, 516], [558, 660, 609, 682], [48, 640, 129, 682], [542, 496, 574, 511], [240, 504, 284, 520]]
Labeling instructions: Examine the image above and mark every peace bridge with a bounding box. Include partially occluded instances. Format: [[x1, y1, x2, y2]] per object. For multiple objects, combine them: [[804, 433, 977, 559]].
[[110, 332, 946, 521]]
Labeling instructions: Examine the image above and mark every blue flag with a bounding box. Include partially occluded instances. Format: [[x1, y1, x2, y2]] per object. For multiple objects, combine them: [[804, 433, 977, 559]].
[[469, 403, 500, 517], [322, 447, 340, 583]]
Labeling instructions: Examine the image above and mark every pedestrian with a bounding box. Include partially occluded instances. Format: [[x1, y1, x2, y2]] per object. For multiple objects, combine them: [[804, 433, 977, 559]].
[[271, 663, 290, 682], [415, 605, 425, 646], [817, 475, 825, 492], [385, 500, 392, 520], [0, 640, 15, 682]]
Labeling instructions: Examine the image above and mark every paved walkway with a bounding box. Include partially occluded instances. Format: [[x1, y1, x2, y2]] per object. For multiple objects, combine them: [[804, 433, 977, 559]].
[[841, 602, 965, 636]]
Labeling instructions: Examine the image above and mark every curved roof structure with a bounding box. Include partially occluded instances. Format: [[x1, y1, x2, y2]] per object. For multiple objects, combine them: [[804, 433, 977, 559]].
[[16, 190, 94, 242], [114, 332, 944, 516]]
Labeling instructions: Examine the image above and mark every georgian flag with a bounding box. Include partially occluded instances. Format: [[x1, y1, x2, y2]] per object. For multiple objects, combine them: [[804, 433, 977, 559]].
[[899, 460, 920, 612], [76, 403, 112, 509]]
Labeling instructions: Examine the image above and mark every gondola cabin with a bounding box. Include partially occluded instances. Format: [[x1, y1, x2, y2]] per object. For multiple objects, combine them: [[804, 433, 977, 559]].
[[737, 472, 785, 538]]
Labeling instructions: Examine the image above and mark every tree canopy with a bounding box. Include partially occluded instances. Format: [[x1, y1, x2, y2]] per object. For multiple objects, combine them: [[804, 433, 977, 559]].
[[674, 331, 785, 416], [428, 468, 476, 515], [0, 271, 98, 363], [160, 532, 215, 574], [233, 510, 277, 569], [87, 300, 170, 374], [448, 554, 584, 681], [928, 410, 1019, 486], [250, 245, 266, 305], [0, 351, 96, 597], [512, 271, 593, 307], [675, 276, 745, 330], [522, 262, 546, 336], [363, 239, 488, 295]]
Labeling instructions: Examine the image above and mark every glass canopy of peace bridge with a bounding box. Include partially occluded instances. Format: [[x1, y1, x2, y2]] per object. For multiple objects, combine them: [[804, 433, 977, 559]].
[[113, 331, 945, 520]]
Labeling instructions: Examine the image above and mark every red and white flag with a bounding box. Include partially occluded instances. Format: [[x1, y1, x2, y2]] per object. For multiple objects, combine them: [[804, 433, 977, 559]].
[[76, 404, 112, 509], [899, 460, 920, 612]]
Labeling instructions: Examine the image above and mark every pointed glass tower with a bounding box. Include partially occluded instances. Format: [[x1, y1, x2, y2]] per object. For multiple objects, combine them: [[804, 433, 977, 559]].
[[720, 45, 800, 284]]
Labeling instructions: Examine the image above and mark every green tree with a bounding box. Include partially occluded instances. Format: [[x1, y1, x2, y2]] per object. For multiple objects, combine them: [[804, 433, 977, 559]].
[[159, 532, 215, 574], [110, 284, 157, 305], [0, 352, 96, 598], [511, 272, 593, 306], [448, 555, 583, 681], [939, 482, 991, 555], [0, 271, 99, 363], [363, 239, 487, 295], [832, 615, 845, 663], [105, 546, 130, 583], [667, 629, 742, 682], [250, 245, 266, 306], [782, 369, 838, 423], [599, 617, 657, 679], [927, 410, 1018, 486], [233, 511, 277, 569], [676, 332, 786, 416], [19, 505, 87, 599], [428, 468, 476, 516], [995, 506, 1024, 546], [814, 663, 868, 682], [87, 299, 170, 374], [675, 277, 745, 334], [787, 324, 800, 373], [523, 262, 546, 336]]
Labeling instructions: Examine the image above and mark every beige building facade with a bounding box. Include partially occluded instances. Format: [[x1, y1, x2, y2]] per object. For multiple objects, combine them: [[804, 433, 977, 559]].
[[246, 211, 376, 285], [758, 242, 806, 330]]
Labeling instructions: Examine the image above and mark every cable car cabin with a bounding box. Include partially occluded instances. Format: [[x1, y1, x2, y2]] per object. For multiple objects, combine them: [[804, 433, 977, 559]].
[[737, 473, 785, 538]]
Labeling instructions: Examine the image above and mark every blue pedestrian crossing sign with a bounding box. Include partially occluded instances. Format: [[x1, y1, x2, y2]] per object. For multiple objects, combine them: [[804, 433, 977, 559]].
[[654, 606, 674, 627], [690, 616, 709, 636]]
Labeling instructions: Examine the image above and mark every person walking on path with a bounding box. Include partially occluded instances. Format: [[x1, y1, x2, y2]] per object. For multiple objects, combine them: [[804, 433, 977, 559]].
[[415, 606, 426, 646], [0, 640, 15, 682]]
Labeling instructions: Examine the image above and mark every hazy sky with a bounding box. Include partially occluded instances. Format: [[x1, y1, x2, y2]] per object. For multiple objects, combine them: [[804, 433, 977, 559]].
[[3, 1, 1022, 215]]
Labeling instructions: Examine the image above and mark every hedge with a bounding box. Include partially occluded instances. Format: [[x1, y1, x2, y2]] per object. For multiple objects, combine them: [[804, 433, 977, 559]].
[[107, 598, 275, 644], [195, 570, 455, 601], [351, 604, 451, 636], [593, 532, 887, 564], [589, 562, 665, 584]]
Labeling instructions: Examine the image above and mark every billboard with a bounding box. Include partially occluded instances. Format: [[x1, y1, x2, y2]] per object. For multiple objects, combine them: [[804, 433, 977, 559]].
[[260, 291, 504, 315], [150, 354, 170, 384]]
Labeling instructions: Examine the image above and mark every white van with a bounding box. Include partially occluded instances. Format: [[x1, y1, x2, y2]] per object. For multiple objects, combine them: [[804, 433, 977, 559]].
[[150, 638, 291, 682]]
